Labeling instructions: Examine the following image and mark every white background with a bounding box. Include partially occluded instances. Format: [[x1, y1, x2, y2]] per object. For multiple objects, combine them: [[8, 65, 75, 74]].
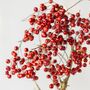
[[0, 0, 90, 90]]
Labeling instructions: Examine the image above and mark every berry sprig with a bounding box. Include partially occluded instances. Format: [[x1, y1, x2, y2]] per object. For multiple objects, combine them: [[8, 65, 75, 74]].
[[5, 0, 90, 90]]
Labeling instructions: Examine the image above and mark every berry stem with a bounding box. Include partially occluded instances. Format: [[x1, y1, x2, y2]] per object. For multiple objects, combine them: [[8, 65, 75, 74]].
[[66, 0, 83, 11], [59, 45, 74, 90], [34, 81, 41, 90], [64, 51, 68, 59], [58, 53, 67, 63], [58, 54, 65, 64]]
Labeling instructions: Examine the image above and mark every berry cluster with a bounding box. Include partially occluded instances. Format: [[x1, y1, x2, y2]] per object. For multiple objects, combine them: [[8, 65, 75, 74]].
[[5, 0, 90, 89]]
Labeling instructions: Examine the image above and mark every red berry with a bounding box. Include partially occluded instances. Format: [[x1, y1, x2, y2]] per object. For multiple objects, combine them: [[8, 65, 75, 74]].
[[14, 46, 19, 51], [49, 84, 54, 89], [17, 74, 24, 78], [33, 76, 38, 80], [83, 63, 87, 67], [7, 75, 11, 79], [6, 59, 10, 64], [41, 32, 47, 38], [29, 34, 34, 41], [49, 0, 53, 3], [34, 7, 38, 12], [86, 40, 90, 45], [47, 75, 51, 79], [24, 48, 28, 52], [11, 51, 17, 57]]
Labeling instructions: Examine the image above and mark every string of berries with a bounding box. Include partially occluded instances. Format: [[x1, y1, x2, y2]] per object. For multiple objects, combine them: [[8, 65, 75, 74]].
[[5, 0, 90, 90]]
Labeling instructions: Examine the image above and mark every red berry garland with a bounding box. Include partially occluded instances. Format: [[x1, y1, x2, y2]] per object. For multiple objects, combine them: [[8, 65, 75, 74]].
[[5, 0, 90, 90]]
